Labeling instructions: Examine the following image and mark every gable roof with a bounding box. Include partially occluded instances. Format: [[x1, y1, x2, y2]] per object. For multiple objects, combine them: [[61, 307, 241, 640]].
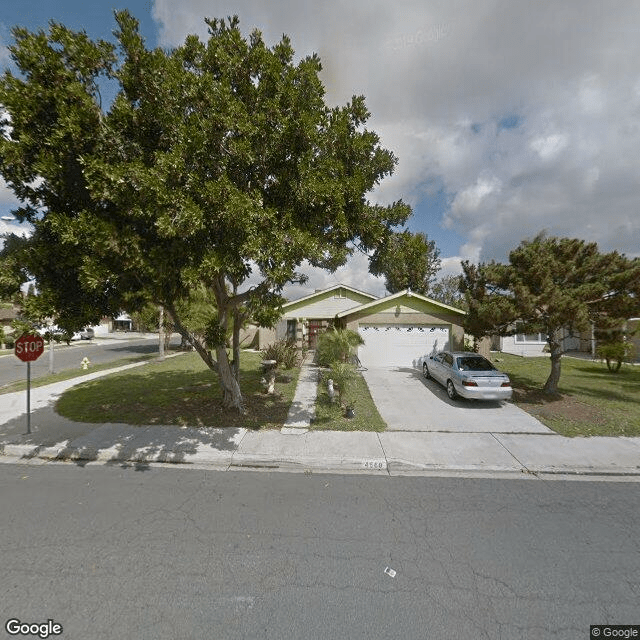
[[336, 288, 466, 318], [281, 284, 378, 310]]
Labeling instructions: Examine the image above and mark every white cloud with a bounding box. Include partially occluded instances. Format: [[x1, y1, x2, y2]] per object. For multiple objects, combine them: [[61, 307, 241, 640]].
[[0, 176, 18, 206], [0, 218, 31, 251], [283, 251, 387, 301], [448, 176, 502, 222], [151, 1, 640, 265], [529, 133, 569, 160], [438, 256, 465, 278]]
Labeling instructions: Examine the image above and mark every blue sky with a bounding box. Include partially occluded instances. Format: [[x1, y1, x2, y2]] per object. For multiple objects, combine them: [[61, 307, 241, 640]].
[[2, 1, 158, 47], [2, 1, 640, 298]]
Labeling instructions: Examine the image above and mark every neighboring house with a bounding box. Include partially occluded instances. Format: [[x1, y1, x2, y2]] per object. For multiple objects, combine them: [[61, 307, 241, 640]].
[[0, 305, 19, 332], [260, 284, 467, 369], [495, 319, 640, 362], [496, 326, 586, 357], [1, 305, 19, 344]]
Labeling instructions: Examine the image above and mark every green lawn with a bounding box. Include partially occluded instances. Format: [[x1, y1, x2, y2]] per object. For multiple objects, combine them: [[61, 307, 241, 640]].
[[56, 351, 300, 430], [493, 353, 640, 437], [312, 369, 387, 432], [0, 354, 155, 394]]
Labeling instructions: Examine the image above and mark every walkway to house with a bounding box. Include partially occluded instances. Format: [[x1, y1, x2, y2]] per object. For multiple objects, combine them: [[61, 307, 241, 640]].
[[281, 351, 318, 434]]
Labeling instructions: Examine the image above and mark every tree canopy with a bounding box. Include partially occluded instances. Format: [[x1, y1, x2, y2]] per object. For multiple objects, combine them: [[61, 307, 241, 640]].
[[0, 11, 411, 410], [369, 230, 440, 295], [430, 274, 466, 310], [461, 233, 640, 394]]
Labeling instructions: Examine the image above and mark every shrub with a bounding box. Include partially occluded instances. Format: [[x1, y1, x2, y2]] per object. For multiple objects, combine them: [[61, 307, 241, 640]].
[[4, 333, 15, 349], [596, 341, 636, 373], [321, 361, 357, 408], [315, 328, 364, 367], [261, 339, 299, 370]]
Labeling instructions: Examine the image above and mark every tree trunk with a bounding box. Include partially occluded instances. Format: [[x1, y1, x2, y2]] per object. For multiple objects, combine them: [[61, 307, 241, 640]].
[[216, 344, 244, 412], [543, 342, 563, 395], [166, 291, 246, 414], [232, 308, 241, 383]]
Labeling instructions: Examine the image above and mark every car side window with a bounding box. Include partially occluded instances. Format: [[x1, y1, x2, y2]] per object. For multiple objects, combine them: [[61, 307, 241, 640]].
[[443, 354, 454, 367]]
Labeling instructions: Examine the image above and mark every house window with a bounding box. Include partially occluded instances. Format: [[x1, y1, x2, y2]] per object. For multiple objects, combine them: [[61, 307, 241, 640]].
[[515, 332, 546, 343], [286, 320, 297, 342]]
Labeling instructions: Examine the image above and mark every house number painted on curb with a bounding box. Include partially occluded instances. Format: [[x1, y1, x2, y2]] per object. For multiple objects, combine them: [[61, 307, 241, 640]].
[[363, 459, 386, 470]]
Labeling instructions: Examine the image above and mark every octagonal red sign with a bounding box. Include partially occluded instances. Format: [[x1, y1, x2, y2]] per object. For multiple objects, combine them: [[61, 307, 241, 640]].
[[14, 333, 45, 362]]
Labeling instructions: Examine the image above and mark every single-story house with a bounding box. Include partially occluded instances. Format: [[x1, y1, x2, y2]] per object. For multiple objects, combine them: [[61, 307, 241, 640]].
[[493, 318, 640, 362], [494, 327, 587, 357], [259, 284, 466, 369], [0, 305, 19, 333]]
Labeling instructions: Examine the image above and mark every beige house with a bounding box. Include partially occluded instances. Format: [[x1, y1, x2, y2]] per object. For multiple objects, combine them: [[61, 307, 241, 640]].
[[0, 305, 19, 331], [259, 284, 466, 369]]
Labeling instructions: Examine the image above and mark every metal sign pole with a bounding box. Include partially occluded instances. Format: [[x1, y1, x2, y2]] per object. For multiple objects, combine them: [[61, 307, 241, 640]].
[[27, 360, 31, 434]]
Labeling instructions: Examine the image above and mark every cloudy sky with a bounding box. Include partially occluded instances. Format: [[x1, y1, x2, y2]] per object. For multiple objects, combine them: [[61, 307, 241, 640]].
[[2, 0, 639, 299]]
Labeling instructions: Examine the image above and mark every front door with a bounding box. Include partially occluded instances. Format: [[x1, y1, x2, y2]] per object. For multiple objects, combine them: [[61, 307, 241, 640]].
[[307, 320, 323, 349]]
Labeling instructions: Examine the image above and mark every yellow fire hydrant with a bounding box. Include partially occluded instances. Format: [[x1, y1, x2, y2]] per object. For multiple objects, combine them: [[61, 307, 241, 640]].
[[81, 357, 91, 370]]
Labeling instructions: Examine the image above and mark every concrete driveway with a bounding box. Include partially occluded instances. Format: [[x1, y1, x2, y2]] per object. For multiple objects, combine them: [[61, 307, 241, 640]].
[[361, 366, 552, 433]]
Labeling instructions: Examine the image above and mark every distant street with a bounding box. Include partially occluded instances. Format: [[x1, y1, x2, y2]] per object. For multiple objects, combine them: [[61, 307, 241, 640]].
[[1, 464, 638, 640], [0, 335, 177, 388]]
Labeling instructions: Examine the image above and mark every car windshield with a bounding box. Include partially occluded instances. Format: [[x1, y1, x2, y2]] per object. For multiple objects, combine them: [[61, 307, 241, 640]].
[[456, 356, 496, 371]]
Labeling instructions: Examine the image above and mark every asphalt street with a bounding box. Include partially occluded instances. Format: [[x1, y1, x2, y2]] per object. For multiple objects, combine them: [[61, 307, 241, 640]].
[[0, 336, 173, 387], [1, 463, 638, 640]]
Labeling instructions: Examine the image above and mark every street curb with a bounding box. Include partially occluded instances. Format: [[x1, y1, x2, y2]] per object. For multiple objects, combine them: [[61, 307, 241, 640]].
[[3, 442, 640, 479]]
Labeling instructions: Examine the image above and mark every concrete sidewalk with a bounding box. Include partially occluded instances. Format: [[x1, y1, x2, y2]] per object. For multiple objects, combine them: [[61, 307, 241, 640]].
[[1, 357, 640, 479]]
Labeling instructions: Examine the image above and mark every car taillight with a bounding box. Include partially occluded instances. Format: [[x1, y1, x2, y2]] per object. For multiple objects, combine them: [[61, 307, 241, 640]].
[[501, 381, 511, 387], [462, 380, 478, 387]]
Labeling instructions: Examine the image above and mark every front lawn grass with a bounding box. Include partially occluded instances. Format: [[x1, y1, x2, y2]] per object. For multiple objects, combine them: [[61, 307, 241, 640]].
[[493, 353, 640, 437], [0, 354, 155, 395], [312, 369, 386, 432], [56, 351, 300, 430]]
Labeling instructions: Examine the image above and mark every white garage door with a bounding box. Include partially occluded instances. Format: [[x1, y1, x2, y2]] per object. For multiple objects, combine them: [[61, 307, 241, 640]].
[[358, 325, 450, 369]]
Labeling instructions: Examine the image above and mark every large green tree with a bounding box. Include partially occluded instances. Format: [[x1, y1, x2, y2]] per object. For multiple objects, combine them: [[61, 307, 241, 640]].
[[369, 230, 440, 294], [0, 11, 411, 411], [461, 234, 640, 394], [430, 273, 467, 310]]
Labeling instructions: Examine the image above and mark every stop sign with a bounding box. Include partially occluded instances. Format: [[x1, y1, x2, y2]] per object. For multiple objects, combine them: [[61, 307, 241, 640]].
[[15, 333, 45, 362]]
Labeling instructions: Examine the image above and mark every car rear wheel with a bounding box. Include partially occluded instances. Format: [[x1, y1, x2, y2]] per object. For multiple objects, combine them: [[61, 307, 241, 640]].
[[423, 362, 430, 379], [446, 380, 457, 400]]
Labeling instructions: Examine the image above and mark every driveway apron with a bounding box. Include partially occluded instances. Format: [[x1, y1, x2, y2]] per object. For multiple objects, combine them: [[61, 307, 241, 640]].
[[361, 366, 552, 433]]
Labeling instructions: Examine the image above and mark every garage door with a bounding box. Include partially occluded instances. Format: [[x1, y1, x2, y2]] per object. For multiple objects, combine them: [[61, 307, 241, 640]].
[[358, 325, 450, 368]]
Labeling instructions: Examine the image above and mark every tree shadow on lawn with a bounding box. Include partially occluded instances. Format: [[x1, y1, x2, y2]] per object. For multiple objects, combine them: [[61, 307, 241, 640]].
[[104, 342, 182, 355], [510, 387, 612, 428], [55, 365, 297, 431]]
